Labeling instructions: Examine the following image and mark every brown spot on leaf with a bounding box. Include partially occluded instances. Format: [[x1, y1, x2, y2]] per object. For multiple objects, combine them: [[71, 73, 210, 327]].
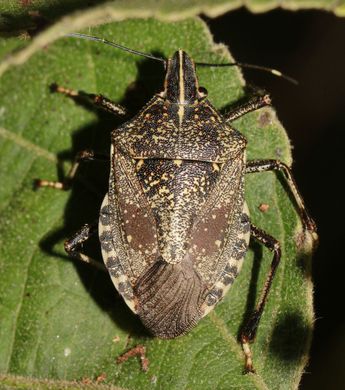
[[20, 0, 32, 6], [259, 111, 272, 127], [96, 373, 107, 383], [117, 345, 149, 372], [259, 203, 270, 212]]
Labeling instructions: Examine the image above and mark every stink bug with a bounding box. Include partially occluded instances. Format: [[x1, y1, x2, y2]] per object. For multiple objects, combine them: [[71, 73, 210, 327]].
[[36, 33, 317, 373]]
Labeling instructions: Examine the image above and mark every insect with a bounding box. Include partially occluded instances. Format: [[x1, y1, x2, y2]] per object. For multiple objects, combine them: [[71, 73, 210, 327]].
[[36, 33, 317, 373]]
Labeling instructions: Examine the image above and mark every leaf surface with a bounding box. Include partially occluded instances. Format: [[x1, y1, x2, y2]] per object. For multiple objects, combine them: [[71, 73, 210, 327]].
[[0, 18, 314, 389]]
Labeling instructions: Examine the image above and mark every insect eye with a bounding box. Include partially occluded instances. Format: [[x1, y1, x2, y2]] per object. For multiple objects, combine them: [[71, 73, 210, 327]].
[[198, 87, 208, 98]]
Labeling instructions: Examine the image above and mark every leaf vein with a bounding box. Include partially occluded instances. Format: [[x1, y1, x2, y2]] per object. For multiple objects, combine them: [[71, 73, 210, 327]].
[[0, 127, 57, 162], [6, 248, 34, 372]]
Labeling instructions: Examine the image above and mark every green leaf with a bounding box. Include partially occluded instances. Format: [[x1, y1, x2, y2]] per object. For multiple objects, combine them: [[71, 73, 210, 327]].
[[0, 18, 314, 389], [0, 0, 345, 34]]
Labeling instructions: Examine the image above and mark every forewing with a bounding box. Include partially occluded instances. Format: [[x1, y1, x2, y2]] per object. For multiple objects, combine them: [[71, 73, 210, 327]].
[[187, 152, 249, 314], [99, 143, 160, 313]]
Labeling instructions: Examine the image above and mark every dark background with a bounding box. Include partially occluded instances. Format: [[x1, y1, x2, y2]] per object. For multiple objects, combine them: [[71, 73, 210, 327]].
[[204, 8, 345, 390]]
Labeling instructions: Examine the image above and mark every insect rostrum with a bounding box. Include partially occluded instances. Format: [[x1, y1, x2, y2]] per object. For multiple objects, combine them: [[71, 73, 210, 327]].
[[38, 47, 317, 373]]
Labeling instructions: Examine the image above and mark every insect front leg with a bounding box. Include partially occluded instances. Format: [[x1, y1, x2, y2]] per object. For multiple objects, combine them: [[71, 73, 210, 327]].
[[224, 94, 271, 123], [246, 159, 317, 237], [241, 224, 281, 373], [50, 83, 128, 116], [64, 222, 106, 271], [35, 150, 109, 190]]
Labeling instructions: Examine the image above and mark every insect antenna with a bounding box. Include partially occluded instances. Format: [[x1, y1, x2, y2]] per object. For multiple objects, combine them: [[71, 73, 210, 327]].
[[66, 32, 166, 63], [196, 61, 298, 85], [66, 33, 297, 85]]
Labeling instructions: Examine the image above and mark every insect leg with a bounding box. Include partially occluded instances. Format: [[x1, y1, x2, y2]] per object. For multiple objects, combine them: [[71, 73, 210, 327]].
[[224, 94, 271, 123], [246, 159, 317, 236], [241, 223, 281, 373], [35, 150, 109, 190], [64, 222, 106, 271], [50, 83, 128, 116]]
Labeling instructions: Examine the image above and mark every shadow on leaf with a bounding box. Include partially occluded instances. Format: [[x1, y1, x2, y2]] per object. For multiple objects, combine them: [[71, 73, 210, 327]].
[[269, 311, 311, 362], [237, 240, 263, 340]]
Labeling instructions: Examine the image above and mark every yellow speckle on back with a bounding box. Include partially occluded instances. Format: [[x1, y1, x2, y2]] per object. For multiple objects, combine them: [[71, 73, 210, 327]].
[[149, 179, 161, 186], [153, 135, 166, 143], [127, 235, 133, 243], [174, 159, 183, 167], [215, 240, 221, 248], [212, 163, 220, 172], [136, 159, 144, 171], [159, 186, 170, 195]]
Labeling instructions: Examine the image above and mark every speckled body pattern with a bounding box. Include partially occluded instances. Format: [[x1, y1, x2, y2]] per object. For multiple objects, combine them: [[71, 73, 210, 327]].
[[99, 51, 250, 339]]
